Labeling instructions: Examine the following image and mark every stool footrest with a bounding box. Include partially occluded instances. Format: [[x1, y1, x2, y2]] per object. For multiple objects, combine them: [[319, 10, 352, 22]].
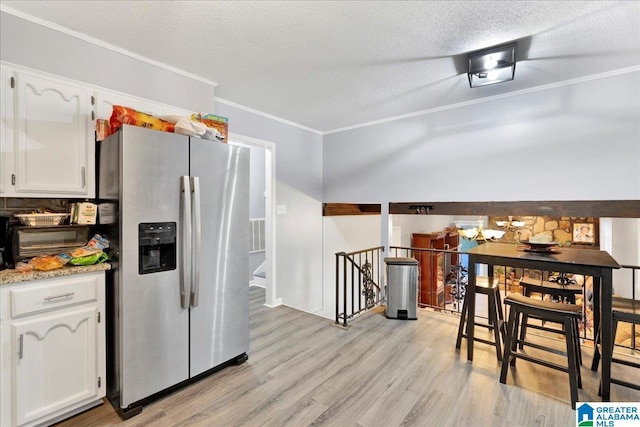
[[611, 378, 640, 391], [459, 333, 499, 348], [509, 352, 570, 374], [522, 322, 567, 335], [473, 321, 504, 330], [515, 339, 573, 358], [612, 356, 640, 369], [474, 336, 498, 347]]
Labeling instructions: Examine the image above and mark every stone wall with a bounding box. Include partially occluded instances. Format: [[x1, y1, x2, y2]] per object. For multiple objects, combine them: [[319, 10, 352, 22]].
[[488, 216, 599, 248]]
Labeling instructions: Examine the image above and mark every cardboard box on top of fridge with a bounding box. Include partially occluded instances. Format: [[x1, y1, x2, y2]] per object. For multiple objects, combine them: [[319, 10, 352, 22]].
[[191, 113, 228, 143]]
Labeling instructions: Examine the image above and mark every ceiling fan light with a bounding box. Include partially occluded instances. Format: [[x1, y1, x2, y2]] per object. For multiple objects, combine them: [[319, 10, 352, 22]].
[[468, 42, 517, 88], [487, 70, 499, 80], [484, 57, 498, 69]]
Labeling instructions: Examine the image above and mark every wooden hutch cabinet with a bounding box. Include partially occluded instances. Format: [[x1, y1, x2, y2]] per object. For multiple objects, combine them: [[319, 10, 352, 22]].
[[412, 228, 459, 308]]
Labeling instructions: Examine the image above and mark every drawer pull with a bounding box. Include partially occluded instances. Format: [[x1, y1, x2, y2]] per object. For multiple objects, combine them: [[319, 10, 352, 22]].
[[44, 292, 75, 302]]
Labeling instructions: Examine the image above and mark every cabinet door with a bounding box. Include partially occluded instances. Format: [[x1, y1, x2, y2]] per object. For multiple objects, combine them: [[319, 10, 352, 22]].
[[0, 66, 14, 195], [412, 233, 446, 307], [14, 71, 93, 197], [12, 305, 98, 426]]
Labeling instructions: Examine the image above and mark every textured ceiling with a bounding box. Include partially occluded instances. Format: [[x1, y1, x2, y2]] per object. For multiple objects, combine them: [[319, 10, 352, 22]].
[[2, 1, 639, 133]]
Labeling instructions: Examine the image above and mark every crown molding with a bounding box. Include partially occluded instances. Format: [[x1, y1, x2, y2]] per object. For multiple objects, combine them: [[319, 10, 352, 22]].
[[1, 5, 218, 88], [215, 97, 323, 135], [324, 65, 640, 135]]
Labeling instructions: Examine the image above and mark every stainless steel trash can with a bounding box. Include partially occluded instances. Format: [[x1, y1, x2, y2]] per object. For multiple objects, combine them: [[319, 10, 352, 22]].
[[384, 257, 418, 320]]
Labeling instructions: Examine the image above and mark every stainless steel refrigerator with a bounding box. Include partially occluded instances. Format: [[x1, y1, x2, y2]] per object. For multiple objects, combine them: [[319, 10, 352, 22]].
[[98, 124, 249, 417]]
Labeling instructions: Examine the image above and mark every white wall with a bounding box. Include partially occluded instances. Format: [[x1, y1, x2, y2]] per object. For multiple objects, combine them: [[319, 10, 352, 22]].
[[321, 215, 381, 319], [248, 146, 266, 278], [609, 218, 640, 298], [390, 214, 456, 248], [323, 70, 640, 204], [213, 101, 323, 312], [0, 11, 215, 112]]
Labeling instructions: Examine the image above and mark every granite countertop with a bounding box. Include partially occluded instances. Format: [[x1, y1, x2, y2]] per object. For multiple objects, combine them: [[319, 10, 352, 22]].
[[0, 263, 111, 285]]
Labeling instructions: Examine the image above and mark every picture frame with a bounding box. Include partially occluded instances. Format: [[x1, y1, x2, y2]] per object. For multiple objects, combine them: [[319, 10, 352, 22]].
[[572, 222, 597, 244]]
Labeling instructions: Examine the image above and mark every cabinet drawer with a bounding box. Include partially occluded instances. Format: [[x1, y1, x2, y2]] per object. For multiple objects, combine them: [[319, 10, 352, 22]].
[[10, 275, 99, 318]]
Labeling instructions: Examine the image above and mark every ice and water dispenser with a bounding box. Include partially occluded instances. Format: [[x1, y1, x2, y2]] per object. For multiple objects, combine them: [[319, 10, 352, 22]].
[[138, 222, 176, 274]]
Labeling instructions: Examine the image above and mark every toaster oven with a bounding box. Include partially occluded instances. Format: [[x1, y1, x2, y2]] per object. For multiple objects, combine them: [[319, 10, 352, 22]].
[[7, 225, 90, 265]]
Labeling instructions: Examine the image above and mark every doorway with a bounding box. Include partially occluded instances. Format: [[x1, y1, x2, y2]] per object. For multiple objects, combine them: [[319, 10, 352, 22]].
[[228, 133, 279, 307]]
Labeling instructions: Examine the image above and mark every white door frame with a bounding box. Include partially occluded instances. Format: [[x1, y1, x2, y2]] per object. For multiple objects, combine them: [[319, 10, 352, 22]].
[[229, 132, 280, 307]]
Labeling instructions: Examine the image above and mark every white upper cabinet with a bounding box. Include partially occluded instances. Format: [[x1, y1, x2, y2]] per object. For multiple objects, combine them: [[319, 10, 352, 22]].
[[1, 65, 95, 198], [0, 61, 204, 199], [0, 66, 15, 196]]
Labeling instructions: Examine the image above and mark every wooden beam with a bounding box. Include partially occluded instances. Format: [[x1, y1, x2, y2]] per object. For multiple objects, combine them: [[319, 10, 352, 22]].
[[388, 200, 640, 218], [323, 203, 381, 216]]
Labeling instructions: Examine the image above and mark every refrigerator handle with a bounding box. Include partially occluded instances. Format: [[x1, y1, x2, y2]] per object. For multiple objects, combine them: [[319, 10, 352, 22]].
[[181, 176, 192, 309], [190, 176, 201, 307]]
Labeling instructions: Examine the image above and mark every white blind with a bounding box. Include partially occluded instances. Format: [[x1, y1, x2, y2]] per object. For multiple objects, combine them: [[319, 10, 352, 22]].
[[250, 218, 266, 253]]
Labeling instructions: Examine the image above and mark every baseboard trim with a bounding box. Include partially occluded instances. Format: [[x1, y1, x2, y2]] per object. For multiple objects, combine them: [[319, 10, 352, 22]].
[[264, 298, 282, 308]]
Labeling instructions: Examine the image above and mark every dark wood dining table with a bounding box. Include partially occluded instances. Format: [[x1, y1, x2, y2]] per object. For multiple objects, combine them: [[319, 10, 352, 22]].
[[464, 242, 621, 401]]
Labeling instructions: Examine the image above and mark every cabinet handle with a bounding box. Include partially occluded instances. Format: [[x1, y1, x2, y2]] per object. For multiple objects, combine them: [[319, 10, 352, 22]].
[[81, 167, 86, 188], [44, 292, 75, 301], [18, 334, 23, 359], [11, 174, 15, 185]]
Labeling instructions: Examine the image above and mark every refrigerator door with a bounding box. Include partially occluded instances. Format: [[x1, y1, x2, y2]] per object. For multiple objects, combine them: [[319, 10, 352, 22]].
[[189, 139, 250, 377], [119, 126, 190, 407]]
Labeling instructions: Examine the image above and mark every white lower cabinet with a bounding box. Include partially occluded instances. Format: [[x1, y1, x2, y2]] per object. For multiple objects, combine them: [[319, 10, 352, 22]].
[[0, 272, 106, 427]]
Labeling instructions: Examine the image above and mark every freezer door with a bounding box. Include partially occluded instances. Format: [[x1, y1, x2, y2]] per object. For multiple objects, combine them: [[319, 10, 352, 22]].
[[189, 139, 250, 377], [118, 126, 190, 407]]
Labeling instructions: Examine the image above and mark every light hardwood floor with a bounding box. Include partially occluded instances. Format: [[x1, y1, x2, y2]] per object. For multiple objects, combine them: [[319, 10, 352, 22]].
[[56, 286, 640, 427]]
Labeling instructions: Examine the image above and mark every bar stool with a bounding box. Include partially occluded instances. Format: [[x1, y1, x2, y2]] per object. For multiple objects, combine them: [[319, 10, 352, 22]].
[[520, 277, 583, 304], [500, 293, 583, 409], [456, 276, 505, 361], [518, 277, 584, 365], [591, 296, 640, 393]]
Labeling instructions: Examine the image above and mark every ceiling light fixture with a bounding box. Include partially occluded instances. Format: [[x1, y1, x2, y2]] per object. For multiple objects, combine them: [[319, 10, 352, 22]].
[[467, 42, 517, 88], [456, 219, 505, 244], [495, 216, 526, 230], [459, 227, 505, 244]]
